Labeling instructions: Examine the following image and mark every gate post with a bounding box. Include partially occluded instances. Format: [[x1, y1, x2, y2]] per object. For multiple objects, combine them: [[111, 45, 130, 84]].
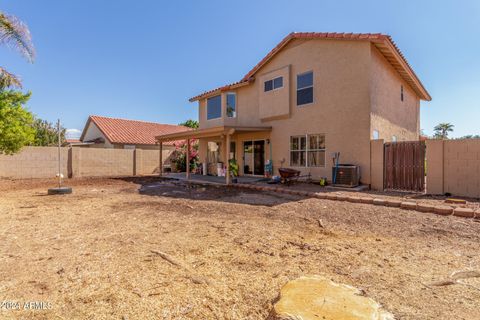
[[425, 139, 444, 195], [370, 139, 384, 191]]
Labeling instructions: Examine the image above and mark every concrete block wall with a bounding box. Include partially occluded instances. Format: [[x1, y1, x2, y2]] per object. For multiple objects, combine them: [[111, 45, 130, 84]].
[[0, 147, 69, 179], [0, 146, 175, 179], [75, 148, 135, 177], [137, 149, 173, 175], [426, 139, 480, 198]]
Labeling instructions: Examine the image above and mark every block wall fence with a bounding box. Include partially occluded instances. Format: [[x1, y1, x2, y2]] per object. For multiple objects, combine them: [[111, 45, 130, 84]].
[[2, 141, 480, 200], [426, 139, 480, 198], [0, 146, 173, 179], [369, 139, 480, 198]]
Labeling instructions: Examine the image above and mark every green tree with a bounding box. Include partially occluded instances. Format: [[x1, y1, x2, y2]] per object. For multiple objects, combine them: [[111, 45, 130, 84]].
[[433, 123, 454, 140], [31, 118, 66, 146], [0, 11, 35, 89], [0, 90, 35, 154], [458, 134, 480, 139], [179, 119, 199, 129], [0, 11, 36, 154]]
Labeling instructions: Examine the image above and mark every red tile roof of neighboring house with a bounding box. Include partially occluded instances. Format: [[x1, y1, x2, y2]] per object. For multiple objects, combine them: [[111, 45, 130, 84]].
[[189, 32, 431, 102], [80, 115, 189, 146]]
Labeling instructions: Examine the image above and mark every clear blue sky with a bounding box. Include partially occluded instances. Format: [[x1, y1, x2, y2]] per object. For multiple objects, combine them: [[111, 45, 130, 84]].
[[2, 0, 479, 138]]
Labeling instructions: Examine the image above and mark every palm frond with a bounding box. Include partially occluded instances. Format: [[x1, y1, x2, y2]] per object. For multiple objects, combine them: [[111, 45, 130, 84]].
[[0, 12, 35, 62], [0, 66, 22, 89]]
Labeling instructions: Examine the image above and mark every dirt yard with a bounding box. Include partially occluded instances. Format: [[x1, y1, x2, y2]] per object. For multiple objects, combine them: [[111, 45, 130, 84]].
[[0, 177, 479, 319]]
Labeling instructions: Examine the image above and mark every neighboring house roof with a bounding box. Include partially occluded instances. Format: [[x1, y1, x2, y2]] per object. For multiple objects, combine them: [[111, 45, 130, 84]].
[[80, 115, 188, 146], [189, 32, 431, 102]]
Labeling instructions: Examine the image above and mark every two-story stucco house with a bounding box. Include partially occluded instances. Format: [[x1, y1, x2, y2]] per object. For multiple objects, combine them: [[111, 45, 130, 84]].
[[157, 32, 431, 185]]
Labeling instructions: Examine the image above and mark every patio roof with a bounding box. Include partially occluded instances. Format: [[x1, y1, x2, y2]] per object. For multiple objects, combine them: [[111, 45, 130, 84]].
[[156, 125, 272, 142]]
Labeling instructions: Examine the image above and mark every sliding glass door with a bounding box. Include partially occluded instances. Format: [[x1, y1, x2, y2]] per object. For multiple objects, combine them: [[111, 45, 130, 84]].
[[243, 140, 265, 176]]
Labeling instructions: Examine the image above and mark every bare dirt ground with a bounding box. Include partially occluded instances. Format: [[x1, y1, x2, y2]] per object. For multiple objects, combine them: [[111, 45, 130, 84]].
[[0, 177, 479, 319]]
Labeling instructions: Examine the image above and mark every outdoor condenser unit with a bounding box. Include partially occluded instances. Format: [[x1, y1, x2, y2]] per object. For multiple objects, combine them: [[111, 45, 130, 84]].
[[332, 164, 360, 187]]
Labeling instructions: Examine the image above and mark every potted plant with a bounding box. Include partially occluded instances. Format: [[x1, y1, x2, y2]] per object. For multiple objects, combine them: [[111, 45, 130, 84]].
[[229, 158, 239, 183]]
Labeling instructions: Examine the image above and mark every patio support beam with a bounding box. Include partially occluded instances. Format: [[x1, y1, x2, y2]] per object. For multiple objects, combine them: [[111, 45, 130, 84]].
[[186, 138, 191, 180], [226, 133, 231, 185], [225, 128, 234, 185], [159, 141, 163, 176]]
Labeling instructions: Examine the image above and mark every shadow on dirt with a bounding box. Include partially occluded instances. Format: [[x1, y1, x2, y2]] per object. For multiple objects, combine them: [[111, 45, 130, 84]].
[[116, 176, 305, 207]]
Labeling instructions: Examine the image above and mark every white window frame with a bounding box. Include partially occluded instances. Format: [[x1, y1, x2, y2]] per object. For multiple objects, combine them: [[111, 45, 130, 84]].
[[307, 134, 326, 167], [290, 135, 306, 167], [264, 76, 284, 92], [289, 134, 326, 167], [296, 71, 314, 106], [226, 92, 237, 118]]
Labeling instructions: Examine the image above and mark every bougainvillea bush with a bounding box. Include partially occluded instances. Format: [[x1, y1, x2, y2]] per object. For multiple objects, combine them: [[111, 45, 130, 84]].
[[170, 139, 199, 172]]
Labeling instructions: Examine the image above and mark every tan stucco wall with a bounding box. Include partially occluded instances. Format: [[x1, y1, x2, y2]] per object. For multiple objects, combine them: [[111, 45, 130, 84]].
[[370, 139, 385, 190], [196, 38, 424, 184], [258, 65, 290, 120], [426, 139, 480, 198], [370, 45, 420, 142], [237, 39, 372, 182]]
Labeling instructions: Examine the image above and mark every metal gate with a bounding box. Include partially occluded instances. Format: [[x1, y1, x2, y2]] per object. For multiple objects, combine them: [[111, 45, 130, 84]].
[[384, 141, 425, 192]]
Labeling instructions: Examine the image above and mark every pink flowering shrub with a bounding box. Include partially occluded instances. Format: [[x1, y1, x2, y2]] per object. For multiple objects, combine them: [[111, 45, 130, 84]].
[[171, 139, 199, 172]]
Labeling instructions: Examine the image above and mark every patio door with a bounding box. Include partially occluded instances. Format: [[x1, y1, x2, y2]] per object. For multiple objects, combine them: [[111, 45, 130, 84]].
[[243, 140, 265, 175]]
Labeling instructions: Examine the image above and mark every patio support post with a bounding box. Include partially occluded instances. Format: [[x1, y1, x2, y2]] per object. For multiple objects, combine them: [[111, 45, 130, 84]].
[[186, 138, 191, 180], [225, 133, 231, 185], [159, 141, 163, 176]]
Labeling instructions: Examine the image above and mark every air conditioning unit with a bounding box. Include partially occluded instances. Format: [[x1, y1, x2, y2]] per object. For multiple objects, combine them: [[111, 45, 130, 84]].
[[332, 164, 360, 187]]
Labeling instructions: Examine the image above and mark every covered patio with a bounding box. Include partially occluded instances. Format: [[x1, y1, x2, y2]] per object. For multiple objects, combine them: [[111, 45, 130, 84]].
[[156, 125, 272, 184]]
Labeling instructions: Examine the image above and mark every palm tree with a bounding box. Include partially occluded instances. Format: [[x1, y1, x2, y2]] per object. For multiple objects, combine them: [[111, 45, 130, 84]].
[[434, 123, 454, 139], [0, 11, 35, 89]]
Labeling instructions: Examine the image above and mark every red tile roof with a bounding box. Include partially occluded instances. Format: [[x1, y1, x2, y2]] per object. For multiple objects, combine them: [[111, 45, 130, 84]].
[[80, 115, 189, 146], [189, 32, 431, 102]]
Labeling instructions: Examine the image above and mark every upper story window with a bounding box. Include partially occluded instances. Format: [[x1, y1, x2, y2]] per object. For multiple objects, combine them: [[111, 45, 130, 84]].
[[226, 93, 236, 118], [264, 76, 283, 92], [297, 71, 313, 106], [207, 95, 221, 120]]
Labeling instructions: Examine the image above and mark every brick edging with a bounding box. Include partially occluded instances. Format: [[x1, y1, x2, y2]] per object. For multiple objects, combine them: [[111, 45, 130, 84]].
[[231, 183, 479, 220]]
